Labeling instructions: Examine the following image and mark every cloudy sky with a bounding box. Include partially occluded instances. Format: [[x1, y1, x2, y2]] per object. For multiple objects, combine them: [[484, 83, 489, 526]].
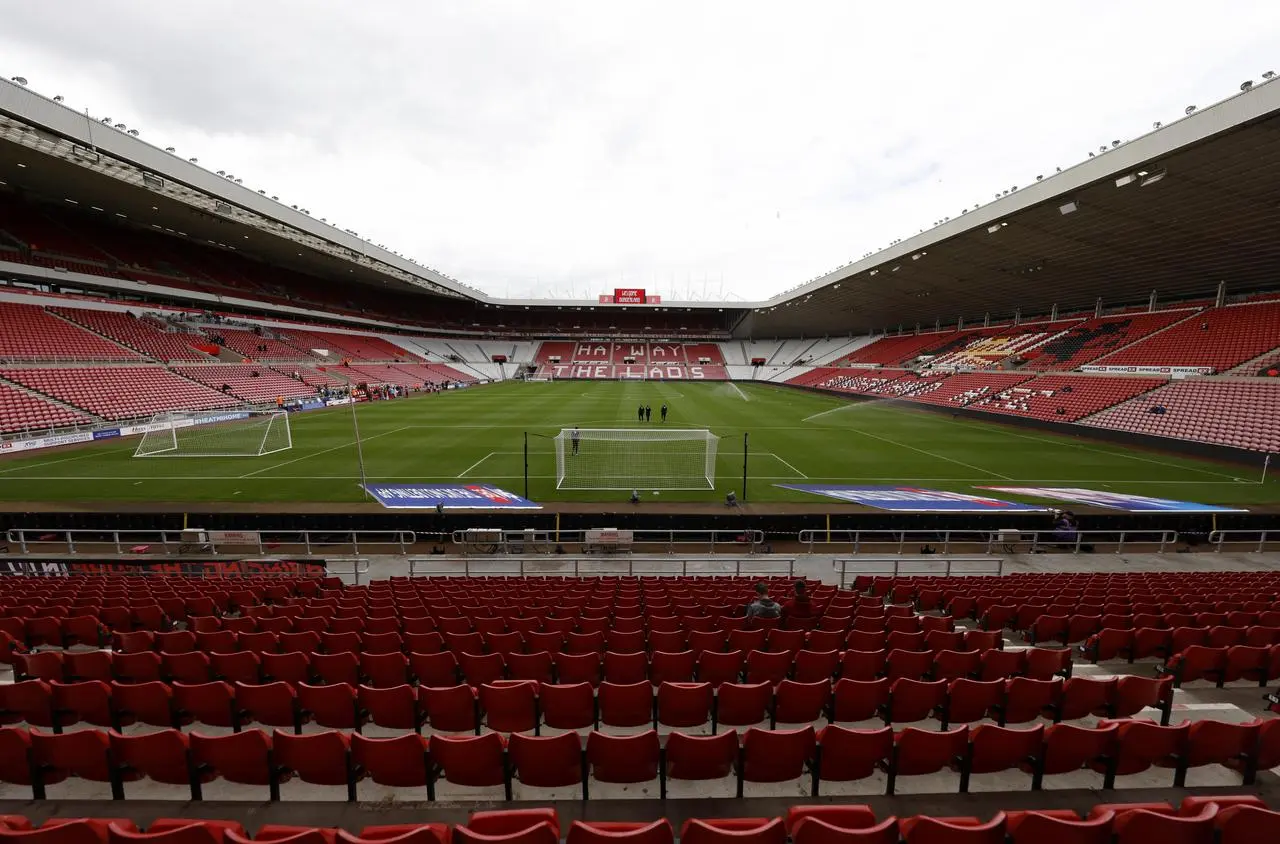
[[3, 2, 1278, 302]]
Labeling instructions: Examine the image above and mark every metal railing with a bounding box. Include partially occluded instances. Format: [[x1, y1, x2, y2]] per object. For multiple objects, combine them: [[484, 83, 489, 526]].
[[449, 529, 767, 556], [3, 528, 418, 556], [798, 528, 1180, 555], [836, 557, 1003, 586], [323, 557, 371, 585], [986, 529, 1180, 555], [408, 556, 796, 578], [799, 529, 987, 556], [1206, 530, 1280, 553]]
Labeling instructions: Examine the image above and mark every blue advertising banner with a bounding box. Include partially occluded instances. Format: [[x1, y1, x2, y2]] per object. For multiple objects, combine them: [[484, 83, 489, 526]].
[[92, 428, 122, 440], [776, 484, 1052, 512], [363, 484, 542, 510], [979, 487, 1248, 513]]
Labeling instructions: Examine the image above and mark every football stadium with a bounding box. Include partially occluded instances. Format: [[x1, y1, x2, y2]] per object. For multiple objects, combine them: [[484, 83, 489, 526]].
[[3, 5, 1280, 843]]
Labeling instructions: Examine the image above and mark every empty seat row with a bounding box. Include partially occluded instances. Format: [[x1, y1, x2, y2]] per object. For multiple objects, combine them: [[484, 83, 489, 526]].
[[2, 716, 1274, 802], [13, 642, 1063, 691], [1, 796, 1275, 844], [1, 674, 1174, 737]]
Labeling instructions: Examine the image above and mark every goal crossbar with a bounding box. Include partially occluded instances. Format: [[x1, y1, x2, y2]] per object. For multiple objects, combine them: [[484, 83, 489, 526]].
[[554, 427, 718, 490]]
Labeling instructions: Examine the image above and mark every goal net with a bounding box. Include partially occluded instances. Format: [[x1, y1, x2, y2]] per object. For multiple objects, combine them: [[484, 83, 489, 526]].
[[134, 410, 292, 457], [554, 428, 719, 490]]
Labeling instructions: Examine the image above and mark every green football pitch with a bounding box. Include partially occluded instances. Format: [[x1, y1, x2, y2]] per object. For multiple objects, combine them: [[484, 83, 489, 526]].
[[0, 380, 1274, 507]]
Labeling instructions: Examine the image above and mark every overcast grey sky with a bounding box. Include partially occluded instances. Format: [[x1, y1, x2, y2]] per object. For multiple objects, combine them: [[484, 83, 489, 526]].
[[3, 1, 1277, 301]]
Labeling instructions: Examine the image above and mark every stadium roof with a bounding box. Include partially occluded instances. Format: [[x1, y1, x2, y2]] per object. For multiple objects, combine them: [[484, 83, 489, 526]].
[[749, 77, 1280, 336], [3, 75, 1280, 333]]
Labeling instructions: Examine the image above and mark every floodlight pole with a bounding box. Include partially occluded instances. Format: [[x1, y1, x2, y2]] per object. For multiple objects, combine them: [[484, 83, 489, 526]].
[[349, 390, 370, 500], [742, 432, 749, 503]]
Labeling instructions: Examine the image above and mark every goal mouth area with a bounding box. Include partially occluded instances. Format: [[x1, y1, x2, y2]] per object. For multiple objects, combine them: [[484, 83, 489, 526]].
[[133, 409, 292, 458], [553, 427, 719, 491]]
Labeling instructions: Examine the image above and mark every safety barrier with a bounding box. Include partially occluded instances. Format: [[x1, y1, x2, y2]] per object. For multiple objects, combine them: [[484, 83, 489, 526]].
[[449, 528, 767, 556], [322, 557, 372, 585], [408, 556, 796, 578], [836, 557, 1003, 587], [798, 528, 1179, 555], [1206, 530, 1280, 553], [3, 528, 419, 557]]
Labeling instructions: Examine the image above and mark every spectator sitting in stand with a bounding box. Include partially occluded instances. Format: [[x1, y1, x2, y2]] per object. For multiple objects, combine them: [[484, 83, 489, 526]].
[[781, 580, 815, 626], [744, 582, 782, 621]]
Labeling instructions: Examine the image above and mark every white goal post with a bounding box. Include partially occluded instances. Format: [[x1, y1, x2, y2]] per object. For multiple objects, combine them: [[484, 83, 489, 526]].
[[554, 428, 719, 490], [134, 409, 293, 457]]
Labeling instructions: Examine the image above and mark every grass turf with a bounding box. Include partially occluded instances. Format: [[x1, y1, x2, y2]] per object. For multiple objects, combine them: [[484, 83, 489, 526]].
[[0, 380, 1274, 506]]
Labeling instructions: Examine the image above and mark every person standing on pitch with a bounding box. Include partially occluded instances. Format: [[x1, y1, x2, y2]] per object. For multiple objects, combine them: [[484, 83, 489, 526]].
[[660, 403, 668, 422], [645, 404, 652, 422], [638, 404, 644, 422], [571, 426, 580, 456]]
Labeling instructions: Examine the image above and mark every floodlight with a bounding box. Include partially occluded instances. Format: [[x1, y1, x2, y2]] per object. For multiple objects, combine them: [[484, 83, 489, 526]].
[[1153, 121, 1162, 129], [1241, 80, 1253, 92], [10, 77, 26, 85], [1139, 169, 1166, 187], [1036, 175, 1043, 181], [165, 147, 175, 152], [1264, 71, 1276, 80], [987, 224, 1001, 234], [1059, 201, 1078, 215], [1115, 173, 1136, 187], [1112, 140, 1120, 148], [189, 158, 198, 163], [128, 129, 139, 136], [1099, 146, 1107, 153], [53, 95, 63, 102], [1185, 105, 1196, 115]]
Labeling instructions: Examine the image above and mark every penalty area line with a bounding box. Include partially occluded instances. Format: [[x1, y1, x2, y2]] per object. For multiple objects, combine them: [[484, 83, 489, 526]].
[[769, 453, 808, 479], [237, 425, 413, 479], [456, 452, 497, 478]]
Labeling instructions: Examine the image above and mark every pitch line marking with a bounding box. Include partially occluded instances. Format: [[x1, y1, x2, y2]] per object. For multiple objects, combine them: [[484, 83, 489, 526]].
[[237, 425, 413, 479], [456, 452, 497, 478], [770, 453, 808, 479]]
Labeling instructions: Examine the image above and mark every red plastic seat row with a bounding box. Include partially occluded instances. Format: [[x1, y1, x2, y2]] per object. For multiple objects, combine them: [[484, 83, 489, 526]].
[[1, 795, 1277, 844], [2, 676, 847, 735], [1158, 644, 1280, 687], [1082, 626, 1280, 664], [5, 718, 1273, 802], [1, 611, 950, 646]]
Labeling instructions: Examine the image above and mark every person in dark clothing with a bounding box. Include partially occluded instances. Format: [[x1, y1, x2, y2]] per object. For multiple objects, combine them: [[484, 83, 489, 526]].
[[661, 403, 668, 422], [744, 582, 781, 620], [645, 404, 652, 422], [571, 426, 580, 456], [782, 580, 815, 625], [638, 405, 644, 422]]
